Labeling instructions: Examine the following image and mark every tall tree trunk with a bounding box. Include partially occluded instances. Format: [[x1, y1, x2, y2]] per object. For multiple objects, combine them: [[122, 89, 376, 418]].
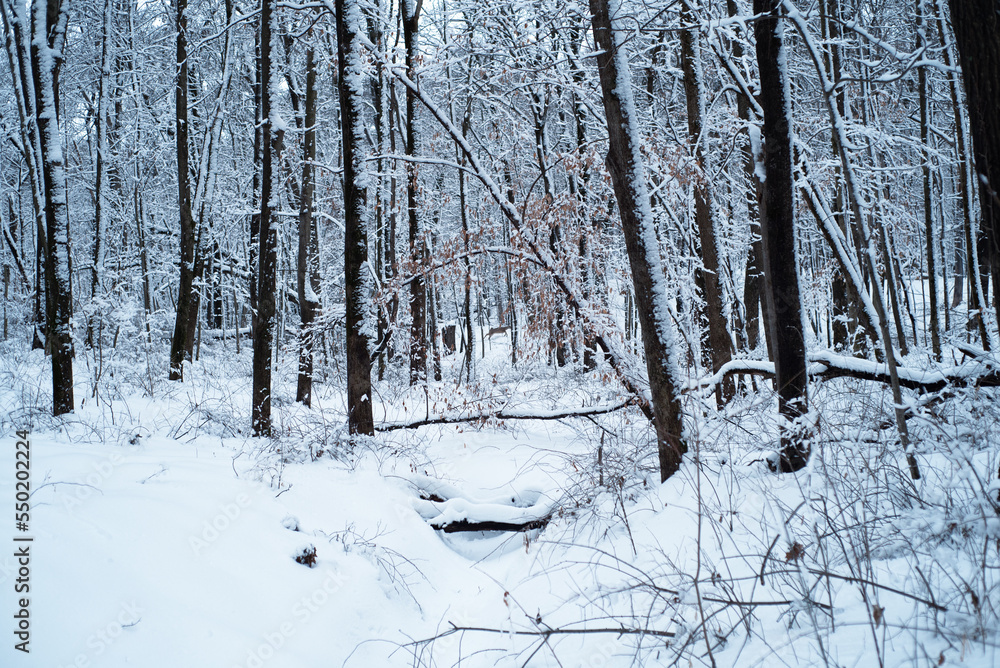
[[946, 0, 996, 349], [30, 0, 74, 415], [950, 0, 1000, 482], [296, 42, 320, 406], [251, 0, 277, 436], [590, 0, 686, 482], [404, 0, 426, 385], [784, 3, 919, 478], [458, 112, 474, 382], [1, 0, 48, 352], [918, 0, 941, 360], [249, 20, 262, 325], [680, 0, 732, 403], [337, 0, 374, 436], [724, 0, 769, 361], [754, 0, 809, 472], [168, 0, 201, 381], [88, 0, 114, 350]]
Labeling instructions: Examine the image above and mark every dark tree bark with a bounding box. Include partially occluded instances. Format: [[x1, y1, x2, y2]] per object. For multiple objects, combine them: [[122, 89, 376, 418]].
[[950, 0, 1000, 342], [29, 0, 74, 415], [251, 0, 277, 436], [754, 0, 809, 472], [680, 0, 733, 403], [168, 0, 201, 381], [404, 0, 427, 385], [934, 0, 989, 349], [590, 0, 686, 482], [458, 113, 475, 382], [296, 42, 320, 406], [918, 0, 941, 360], [336, 0, 375, 436]]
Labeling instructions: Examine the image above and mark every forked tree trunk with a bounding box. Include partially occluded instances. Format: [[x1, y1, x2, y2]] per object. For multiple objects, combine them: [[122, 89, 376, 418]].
[[590, 0, 686, 482], [337, 0, 375, 436], [754, 0, 809, 472]]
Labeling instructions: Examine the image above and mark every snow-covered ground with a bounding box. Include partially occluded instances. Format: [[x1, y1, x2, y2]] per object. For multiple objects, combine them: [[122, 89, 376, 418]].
[[1, 334, 998, 667]]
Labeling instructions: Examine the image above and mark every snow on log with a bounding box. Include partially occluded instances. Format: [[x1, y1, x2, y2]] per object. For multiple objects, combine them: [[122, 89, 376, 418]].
[[690, 350, 1000, 395], [408, 476, 557, 533], [376, 400, 635, 431]]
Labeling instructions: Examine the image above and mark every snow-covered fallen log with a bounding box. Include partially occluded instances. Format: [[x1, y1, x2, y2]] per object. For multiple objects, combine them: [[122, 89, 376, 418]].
[[690, 350, 1000, 395], [408, 475, 557, 533], [376, 400, 635, 431]]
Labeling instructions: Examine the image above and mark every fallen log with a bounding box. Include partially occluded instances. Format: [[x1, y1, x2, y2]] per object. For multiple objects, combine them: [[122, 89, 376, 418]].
[[410, 477, 557, 534], [691, 350, 1000, 395], [431, 516, 550, 533], [376, 399, 635, 432]]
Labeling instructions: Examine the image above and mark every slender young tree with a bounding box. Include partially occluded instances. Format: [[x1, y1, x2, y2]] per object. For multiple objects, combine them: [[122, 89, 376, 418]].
[[168, 0, 201, 381], [918, 0, 941, 360]]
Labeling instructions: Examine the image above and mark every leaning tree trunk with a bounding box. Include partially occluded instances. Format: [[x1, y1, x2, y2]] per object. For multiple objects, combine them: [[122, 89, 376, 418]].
[[590, 0, 686, 482], [30, 0, 74, 415], [754, 0, 810, 472], [251, 0, 278, 436], [337, 0, 375, 436], [168, 0, 201, 381], [950, 0, 1000, 344]]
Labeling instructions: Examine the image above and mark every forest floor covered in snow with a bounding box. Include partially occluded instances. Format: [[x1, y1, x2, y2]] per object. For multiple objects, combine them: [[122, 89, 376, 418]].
[[1, 333, 999, 667]]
